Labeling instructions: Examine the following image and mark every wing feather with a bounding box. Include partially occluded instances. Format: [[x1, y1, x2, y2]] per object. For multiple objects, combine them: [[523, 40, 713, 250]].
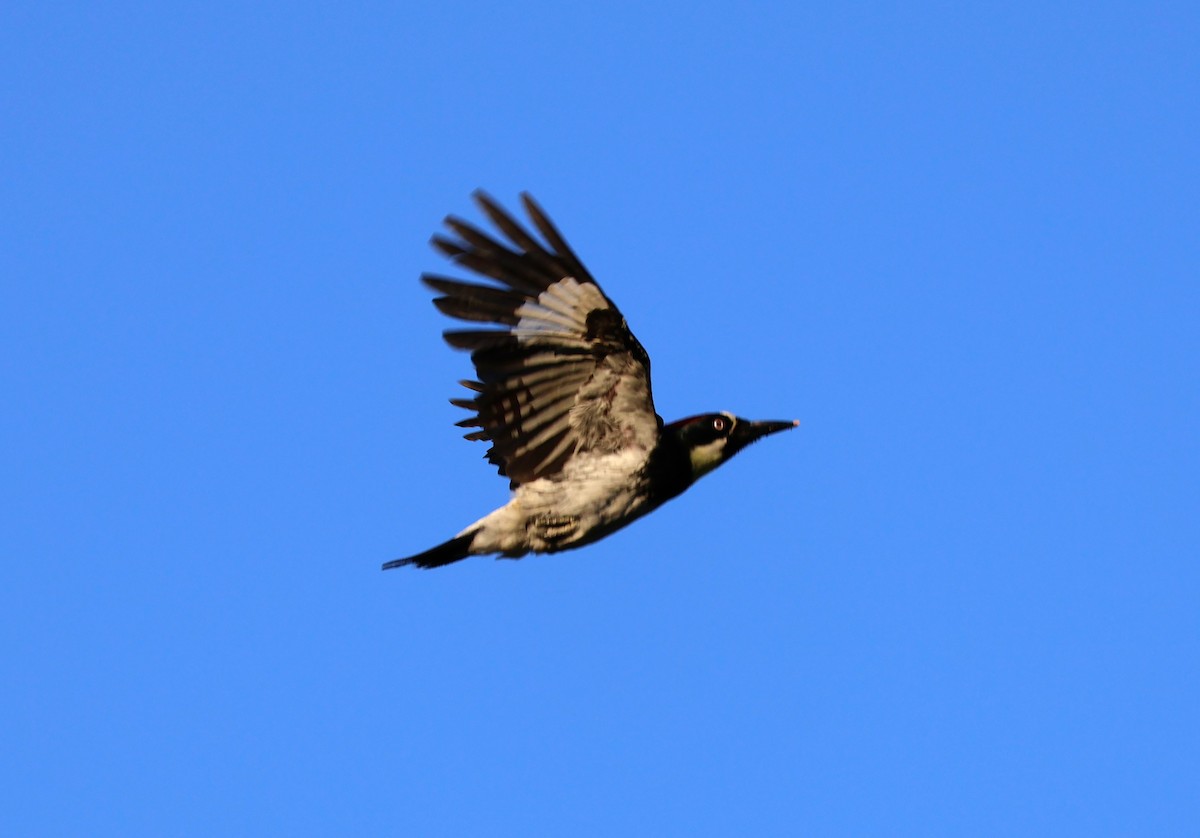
[[423, 191, 660, 484]]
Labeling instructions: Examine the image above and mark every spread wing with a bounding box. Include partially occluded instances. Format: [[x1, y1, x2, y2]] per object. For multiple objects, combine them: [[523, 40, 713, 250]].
[[425, 191, 661, 486]]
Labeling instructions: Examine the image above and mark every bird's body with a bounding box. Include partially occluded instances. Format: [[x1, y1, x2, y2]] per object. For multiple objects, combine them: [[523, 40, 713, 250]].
[[464, 446, 661, 556], [385, 192, 797, 569]]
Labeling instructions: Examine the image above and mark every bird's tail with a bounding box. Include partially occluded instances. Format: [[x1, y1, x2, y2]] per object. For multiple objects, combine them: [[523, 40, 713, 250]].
[[382, 530, 477, 570]]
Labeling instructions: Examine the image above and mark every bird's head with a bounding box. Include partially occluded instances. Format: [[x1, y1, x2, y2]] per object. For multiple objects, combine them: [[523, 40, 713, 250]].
[[666, 412, 799, 481]]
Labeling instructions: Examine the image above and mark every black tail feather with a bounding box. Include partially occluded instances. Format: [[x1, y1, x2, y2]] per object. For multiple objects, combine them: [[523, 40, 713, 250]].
[[382, 531, 476, 570]]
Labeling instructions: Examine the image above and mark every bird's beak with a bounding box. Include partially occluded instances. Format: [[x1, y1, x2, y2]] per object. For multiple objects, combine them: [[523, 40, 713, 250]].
[[731, 418, 800, 450]]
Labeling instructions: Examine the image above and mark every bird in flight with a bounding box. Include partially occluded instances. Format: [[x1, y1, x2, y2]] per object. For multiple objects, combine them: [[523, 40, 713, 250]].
[[384, 192, 798, 569]]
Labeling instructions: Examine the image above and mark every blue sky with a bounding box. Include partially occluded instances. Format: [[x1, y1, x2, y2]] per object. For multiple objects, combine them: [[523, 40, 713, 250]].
[[3, 2, 1198, 834]]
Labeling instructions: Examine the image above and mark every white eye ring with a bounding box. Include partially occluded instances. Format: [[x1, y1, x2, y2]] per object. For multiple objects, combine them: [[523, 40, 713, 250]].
[[713, 417, 726, 432]]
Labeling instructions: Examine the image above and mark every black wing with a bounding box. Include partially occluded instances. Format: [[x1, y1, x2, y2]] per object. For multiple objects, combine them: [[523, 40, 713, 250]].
[[426, 191, 660, 486]]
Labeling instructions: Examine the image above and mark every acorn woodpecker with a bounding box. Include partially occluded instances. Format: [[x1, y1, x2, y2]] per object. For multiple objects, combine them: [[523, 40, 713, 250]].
[[384, 192, 798, 569]]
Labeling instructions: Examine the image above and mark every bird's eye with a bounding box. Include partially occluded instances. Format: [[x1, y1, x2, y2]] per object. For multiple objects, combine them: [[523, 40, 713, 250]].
[[712, 417, 727, 432]]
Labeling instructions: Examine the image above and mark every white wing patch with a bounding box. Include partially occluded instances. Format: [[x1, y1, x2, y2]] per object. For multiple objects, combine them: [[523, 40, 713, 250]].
[[514, 278, 609, 338]]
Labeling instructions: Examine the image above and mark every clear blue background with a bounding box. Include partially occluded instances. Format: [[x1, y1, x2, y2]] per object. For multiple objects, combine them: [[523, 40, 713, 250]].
[[3, 2, 1197, 834]]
